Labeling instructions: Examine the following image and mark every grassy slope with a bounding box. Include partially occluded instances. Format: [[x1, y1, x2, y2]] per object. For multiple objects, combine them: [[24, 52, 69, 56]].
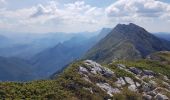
[[0, 52, 170, 99]]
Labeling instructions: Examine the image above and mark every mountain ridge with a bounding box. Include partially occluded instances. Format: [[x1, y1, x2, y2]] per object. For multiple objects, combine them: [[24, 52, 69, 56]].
[[84, 23, 170, 63]]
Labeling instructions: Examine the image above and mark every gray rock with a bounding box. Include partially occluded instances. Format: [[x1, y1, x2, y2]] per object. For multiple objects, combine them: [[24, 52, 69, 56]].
[[128, 84, 137, 92], [135, 82, 141, 87], [116, 64, 126, 69], [102, 67, 115, 78], [143, 70, 156, 76], [124, 77, 134, 85], [84, 60, 103, 74], [143, 94, 152, 100], [84, 60, 114, 77], [155, 93, 169, 100], [83, 87, 93, 94], [142, 83, 155, 92], [82, 75, 92, 83], [129, 67, 142, 75], [96, 83, 120, 96], [79, 66, 88, 74], [149, 80, 157, 86], [116, 77, 126, 87], [147, 91, 157, 97], [163, 76, 169, 81]]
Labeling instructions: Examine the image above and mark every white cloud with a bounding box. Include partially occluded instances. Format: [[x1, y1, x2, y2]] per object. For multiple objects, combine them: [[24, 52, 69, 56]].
[[106, 0, 170, 21], [0, 0, 6, 8], [0, 0, 6, 4], [0, 1, 105, 32], [0, 0, 170, 33]]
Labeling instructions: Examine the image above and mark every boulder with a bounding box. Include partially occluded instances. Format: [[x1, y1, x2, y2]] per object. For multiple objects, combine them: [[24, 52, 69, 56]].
[[124, 77, 134, 85], [128, 84, 137, 92], [163, 76, 169, 81], [143, 70, 156, 76], [129, 67, 142, 75], [116, 64, 126, 69], [84, 60, 114, 77], [84, 60, 102, 74], [79, 66, 88, 74], [82, 75, 92, 83], [135, 82, 141, 87], [142, 83, 155, 92], [96, 83, 120, 96], [155, 93, 169, 100], [115, 77, 126, 87], [102, 67, 115, 78], [147, 91, 157, 97], [143, 94, 152, 100], [149, 80, 157, 86]]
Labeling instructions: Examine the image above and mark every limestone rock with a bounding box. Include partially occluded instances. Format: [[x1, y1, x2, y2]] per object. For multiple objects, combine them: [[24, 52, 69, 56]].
[[116, 64, 126, 69], [115, 77, 126, 87], [128, 84, 137, 92], [129, 67, 142, 75], [143, 94, 152, 100], [96, 83, 120, 96], [143, 70, 156, 76], [84, 60, 114, 77], [79, 66, 88, 74], [155, 93, 169, 100], [147, 91, 157, 97], [142, 83, 155, 92], [124, 77, 134, 85]]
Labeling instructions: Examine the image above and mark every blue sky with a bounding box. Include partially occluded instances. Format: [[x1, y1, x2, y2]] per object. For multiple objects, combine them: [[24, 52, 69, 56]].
[[0, 0, 170, 33]]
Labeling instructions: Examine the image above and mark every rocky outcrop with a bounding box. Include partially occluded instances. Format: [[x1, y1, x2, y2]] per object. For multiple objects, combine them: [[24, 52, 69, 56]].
[[78, 60, 117, 96], [96, 83, 120, 96], [77, 60, 170, 99], [115, 77, 126, 87], [155, 93, 169, 100], [114, 63, 170, 99], [84, 60, 114, 77]]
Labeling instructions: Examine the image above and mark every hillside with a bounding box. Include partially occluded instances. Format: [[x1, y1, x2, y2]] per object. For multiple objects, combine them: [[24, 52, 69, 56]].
[[84, 23, 170, 63], [0, 52, 170, 99], [30, 29, 111, 78], [154, 33, 170, 41], [0, 57, 37, 81]]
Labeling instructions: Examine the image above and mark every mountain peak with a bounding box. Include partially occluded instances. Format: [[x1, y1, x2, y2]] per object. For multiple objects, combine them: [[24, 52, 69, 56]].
[[115, 23, 141, 30], [84, 23, 170, 62]]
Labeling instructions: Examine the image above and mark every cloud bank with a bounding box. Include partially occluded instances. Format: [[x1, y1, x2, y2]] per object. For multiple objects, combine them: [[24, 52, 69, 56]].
[[0, 0, 170, 33]]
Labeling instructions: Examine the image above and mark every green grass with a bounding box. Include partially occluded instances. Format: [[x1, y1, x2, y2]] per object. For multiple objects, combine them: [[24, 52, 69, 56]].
[[113, 60, 170, 78], [0, 62, 108, 99], [0, 57, 170, 99]]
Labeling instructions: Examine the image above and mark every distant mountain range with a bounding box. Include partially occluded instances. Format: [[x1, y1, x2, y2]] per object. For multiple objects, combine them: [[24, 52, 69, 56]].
[[0, 56, 37, 81], [0, 23, 170, 81], [0, 31, 98, 59], [30, 28, 111, 78], [0, 23, 170, 99], [0, 28, 111, 81], [84, 23, 170, 63], [154, 32, 170, 41]]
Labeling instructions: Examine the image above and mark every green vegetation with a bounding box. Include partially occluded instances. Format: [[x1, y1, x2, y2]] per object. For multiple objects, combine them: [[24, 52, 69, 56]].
[[0, 62, 107, 99], [113, 60, 170, 78], [0, 51, 170, 99]]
